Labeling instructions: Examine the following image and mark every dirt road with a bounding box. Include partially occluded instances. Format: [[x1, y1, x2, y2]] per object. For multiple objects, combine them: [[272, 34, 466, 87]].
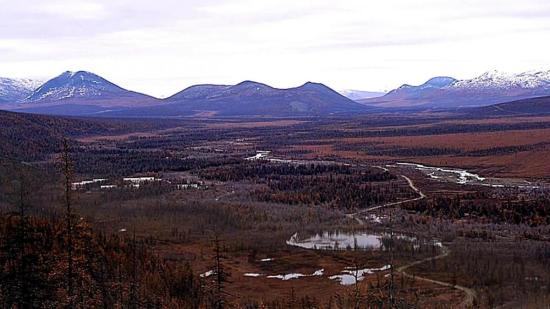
[[348, 170, 477, 308]]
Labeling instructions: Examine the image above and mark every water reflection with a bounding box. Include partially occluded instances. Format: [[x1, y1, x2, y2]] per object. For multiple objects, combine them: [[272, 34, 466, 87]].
[[287, 231, 413, 251]]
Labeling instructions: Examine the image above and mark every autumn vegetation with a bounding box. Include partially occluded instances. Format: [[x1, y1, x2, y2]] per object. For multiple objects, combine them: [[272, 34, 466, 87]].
[[1, 110, 550, 308]]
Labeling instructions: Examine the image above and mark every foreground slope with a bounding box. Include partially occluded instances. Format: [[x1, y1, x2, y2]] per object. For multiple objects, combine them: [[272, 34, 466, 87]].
[[0, 110, 182, 161]]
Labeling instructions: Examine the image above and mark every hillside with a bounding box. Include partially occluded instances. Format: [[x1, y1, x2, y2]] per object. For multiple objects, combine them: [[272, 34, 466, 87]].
[[0, 110, 184, 161], [6, 71, 160, 116], [112, 81, 370, 117], [474, 95, 550, 116], [23, 71, 156, 104]]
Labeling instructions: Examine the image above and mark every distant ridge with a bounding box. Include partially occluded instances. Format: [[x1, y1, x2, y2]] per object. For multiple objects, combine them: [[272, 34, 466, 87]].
[[7, 68, 550, 117], [474, 95, 550, 116], [118, 80, 370, 117], [361, 70, 550, 108], [4, 71, 368, 117]]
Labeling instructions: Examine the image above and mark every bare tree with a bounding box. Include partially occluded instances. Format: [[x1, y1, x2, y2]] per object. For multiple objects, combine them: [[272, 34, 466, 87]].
[[211, 234, 230, 309], [60, 138, 75, 308]]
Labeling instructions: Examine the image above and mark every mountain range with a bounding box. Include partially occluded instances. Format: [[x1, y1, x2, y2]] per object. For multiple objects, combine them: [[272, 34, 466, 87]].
[[1, 71, 367, 117], [110, 80, 368, 117], [2, 69, 550, 117], [361, 70, 550, 108]]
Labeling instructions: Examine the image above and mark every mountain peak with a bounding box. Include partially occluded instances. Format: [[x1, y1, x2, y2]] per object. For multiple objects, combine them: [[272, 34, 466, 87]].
[[424, 76, 457, 88], [233, 80, 272, 89], [302, 81, 320, 86], [299, 81, 327, 89], [24, 70, 149, 103], [168, 84, 230, 100], [57, 70, 103, 81]]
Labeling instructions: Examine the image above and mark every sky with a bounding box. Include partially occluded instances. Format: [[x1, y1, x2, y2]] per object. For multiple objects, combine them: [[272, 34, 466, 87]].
[[1, 0, 550, 98]]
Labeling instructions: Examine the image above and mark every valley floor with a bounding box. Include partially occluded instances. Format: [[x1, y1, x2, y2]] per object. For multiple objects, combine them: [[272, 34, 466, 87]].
[[2, 111, 550, 308]]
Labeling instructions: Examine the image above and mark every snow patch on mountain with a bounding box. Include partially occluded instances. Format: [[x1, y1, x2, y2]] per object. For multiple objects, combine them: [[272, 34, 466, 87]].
[[363, 69, 550, 108], [450, 70, 550, 90], [24, 71, 134, 102], [0, 77, 43, 103]]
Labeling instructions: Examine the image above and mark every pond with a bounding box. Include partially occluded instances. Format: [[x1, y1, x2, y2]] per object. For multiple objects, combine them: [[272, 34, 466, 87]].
[[286, 231, 413, 251]]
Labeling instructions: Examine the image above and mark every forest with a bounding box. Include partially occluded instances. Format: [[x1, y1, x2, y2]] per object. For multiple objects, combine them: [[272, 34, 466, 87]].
[[1, 111, 550, 308]]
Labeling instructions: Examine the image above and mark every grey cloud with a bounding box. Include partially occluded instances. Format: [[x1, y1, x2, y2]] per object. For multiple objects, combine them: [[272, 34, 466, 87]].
[[0, 0, 219, 39]]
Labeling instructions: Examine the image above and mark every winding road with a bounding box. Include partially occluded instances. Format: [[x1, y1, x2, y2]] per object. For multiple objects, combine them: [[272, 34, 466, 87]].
[[396, 246, 477, 308], [346, 175, 425, 224], [347, 170, 477, 308], [250, 153, 478, 307]]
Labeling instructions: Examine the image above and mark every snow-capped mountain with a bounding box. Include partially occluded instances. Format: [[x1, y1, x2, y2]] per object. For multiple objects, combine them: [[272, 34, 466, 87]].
[[0, 77, 43, 103], [360, 70, 550, 108], [453, 70, 550, 90], [24, 71, 155, 104], [8, 75, 369, 117], [339, 89, 385, 101]]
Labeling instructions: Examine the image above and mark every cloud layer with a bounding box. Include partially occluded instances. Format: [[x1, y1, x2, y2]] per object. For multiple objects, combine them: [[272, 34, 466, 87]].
[[1, 0, 550, 97]]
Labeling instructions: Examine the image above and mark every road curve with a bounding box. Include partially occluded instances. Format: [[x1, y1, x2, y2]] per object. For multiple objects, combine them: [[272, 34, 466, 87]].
[[396, 246, 477, 308], [348, 170, 477, 308], [346, 175, 425, 220]]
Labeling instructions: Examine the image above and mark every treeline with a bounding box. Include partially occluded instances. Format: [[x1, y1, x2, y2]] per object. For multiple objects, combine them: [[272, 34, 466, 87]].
[[255, 174, 411, 209], [463, 142, 550, 157], [198, 162, 395, 183], [254, 121, 550, 151], [338, 142, 550, 158], [72, 147, 241, 176], [197, 162, 355, 182], [403, 193, 550, 226], [193, 161, 406, 209], [297, 122, 550, 140], [334, 144, 461, 157]]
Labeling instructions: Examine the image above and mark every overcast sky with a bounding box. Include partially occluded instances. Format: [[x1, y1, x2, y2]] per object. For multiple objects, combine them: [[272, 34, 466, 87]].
[[1, 0, 550, 97]]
